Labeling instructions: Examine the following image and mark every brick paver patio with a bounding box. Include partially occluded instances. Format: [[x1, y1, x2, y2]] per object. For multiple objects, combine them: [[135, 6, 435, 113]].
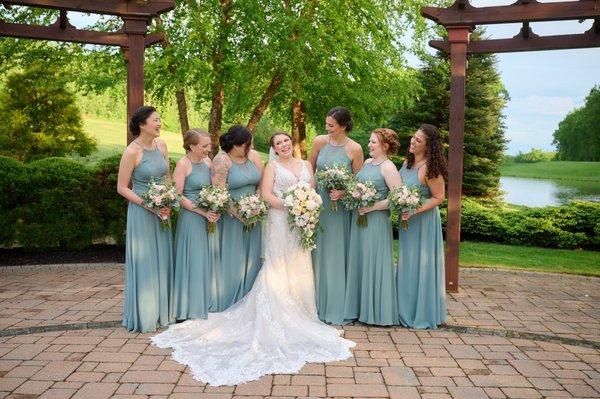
[[1, 265, 599, 398]]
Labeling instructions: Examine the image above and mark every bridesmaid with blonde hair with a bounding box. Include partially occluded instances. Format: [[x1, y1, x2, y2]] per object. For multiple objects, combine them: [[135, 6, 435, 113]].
[[171, 128, 220, 320], [344, 128, 402, 326]]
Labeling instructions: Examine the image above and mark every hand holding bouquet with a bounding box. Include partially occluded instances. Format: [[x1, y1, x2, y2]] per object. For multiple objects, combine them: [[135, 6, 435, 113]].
[[196, 185, 231, 233], [233, 193, 268, 231], [283, 181, 323, 250], [388, 185, 423, 230], [315, 164, 353, 211], [141, 178, 181, 230], [343, 179, 379, 227]]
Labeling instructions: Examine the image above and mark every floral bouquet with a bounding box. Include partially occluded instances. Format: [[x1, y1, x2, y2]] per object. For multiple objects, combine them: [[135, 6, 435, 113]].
[[343, 180, 379, 227], [233, 193, 268, 231], [388, 185, 423, 230], [141, 178, 181, 231], [196, 185, 231, 233], [315, 164, 353, 211], [283, 181, 323, 250]]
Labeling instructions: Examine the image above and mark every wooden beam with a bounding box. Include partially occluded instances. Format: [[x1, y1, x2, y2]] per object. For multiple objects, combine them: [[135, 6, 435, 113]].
[[422, 0, 600, 26], [445, 26, 470, 294], [430, 24, 600, 54], [0, 19, 165, 48], [124, 17, 148, 144], [0, 0, 174, 17]]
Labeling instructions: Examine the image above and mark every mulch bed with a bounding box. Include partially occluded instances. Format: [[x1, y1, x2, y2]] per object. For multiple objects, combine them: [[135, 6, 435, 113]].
[[0, 245, 124, 266]]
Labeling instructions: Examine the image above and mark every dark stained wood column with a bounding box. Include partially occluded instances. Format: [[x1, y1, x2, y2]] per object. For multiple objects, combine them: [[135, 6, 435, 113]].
[[123, 18, 148, 145], [445, 26, 470, 294]]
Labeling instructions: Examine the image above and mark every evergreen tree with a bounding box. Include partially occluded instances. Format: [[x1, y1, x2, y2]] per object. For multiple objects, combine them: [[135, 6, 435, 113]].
[[0, 62, 96, 161], [553, 86, 600, 161], [389, 30, 509, 197]]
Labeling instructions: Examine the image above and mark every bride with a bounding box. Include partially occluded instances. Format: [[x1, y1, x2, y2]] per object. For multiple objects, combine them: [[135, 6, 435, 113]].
[[152, 131, 355, 386]]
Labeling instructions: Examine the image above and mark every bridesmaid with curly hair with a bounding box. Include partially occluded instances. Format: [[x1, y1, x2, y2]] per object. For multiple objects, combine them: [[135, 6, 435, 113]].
[[397, 124, 447, 329]]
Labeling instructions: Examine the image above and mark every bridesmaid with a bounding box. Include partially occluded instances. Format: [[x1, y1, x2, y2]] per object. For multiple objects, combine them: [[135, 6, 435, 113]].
[[344, 128, 402, 326], [397, 124, 447, 329], [211, 125, 264, 311], [171, 129, 220, 320], [309, 106, 363, 324], [117, 106, 174, 333]]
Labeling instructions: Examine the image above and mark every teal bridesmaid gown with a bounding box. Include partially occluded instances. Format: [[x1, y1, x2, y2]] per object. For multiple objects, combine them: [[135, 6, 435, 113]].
[[313, 140, 352, 324], [172, 160, 220, 320], [123, 146, 174, 333], [344, 162, 398, 326], [212, 158, 262, 311], [396, 164, 447, 329]]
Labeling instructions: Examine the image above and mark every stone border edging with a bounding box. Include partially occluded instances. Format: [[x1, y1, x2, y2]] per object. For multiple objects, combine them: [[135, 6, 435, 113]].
[[0, 263, 123, 272], [1, 320, 598, 350]]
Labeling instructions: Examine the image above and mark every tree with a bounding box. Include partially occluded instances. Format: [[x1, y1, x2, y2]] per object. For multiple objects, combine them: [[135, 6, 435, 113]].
[[389, 30, 509, 197], [0, 62, 96, 161], [553, 86, 600, 161]]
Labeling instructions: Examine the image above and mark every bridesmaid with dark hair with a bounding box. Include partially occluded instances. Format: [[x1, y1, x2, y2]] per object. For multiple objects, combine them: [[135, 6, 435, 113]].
[[171, 128, 220, 321], [397, 124, 447, 329], [117, 106, 174, 333], [344, 128, 402, 326], [211, 125, 264, 311], [308, 106, 364, 324]]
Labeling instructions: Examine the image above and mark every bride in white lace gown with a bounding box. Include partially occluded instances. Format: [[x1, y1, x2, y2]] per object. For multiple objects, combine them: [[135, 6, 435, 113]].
[[152, 132, 355, 386]]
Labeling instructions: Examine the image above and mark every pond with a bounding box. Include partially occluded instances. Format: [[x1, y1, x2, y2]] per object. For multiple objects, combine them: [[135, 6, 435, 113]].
[[500, 176, 600, 207]]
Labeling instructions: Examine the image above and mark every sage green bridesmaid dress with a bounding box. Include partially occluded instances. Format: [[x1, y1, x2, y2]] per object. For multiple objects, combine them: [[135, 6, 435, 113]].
[[396, 163, 446, 329], [313, 140, 352, 324], [344, 161, 398, 326], [123, 146, 174, 333], [172, 160, 220, 320], [212, 159, 261, 311]]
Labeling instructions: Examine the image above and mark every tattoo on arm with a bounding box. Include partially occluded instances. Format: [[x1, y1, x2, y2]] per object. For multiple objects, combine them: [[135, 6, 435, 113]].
[[211, 155, 231, 186]]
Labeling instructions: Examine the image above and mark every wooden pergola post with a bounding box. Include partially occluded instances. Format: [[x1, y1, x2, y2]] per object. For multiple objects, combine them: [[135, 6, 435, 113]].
[[422, 0, 600, 293], [0, 0, 174, 145], [123, 18, 149, 144], [445, 26, 470, 293]]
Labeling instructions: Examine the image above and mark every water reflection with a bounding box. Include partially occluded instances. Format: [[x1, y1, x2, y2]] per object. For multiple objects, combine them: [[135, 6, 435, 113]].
[[500, 177, 600, 207]]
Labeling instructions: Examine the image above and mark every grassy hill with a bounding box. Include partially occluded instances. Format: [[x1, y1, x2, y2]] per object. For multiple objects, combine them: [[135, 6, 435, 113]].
[[501, 159, 600, 182]]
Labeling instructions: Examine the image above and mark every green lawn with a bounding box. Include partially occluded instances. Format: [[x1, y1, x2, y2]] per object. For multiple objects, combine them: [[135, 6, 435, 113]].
[[501, 159, 600, 182], [459, 241, 600, 276]]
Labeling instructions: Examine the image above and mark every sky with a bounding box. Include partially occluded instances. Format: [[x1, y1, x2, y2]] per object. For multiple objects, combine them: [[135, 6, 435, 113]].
[[67, 1, 599, 155], [445, 0, 599, 154]]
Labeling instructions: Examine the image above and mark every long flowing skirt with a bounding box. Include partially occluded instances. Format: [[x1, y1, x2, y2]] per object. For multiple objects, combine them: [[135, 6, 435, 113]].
[[123, 202, 174, 333], [396, 207, 446, 329], [152, 209, 355, 386], [344, 210, 398, 326]]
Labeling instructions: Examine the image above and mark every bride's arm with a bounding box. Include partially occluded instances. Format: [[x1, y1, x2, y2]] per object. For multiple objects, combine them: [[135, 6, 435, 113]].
[[260, 162, 284, 210], [305, 160, 316, 189]]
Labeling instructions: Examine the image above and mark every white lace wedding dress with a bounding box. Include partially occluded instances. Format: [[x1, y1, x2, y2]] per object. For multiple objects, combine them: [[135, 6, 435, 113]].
[[151, 161, 355, 386]]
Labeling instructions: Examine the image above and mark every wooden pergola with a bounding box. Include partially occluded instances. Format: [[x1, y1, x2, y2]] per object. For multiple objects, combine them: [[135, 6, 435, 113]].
[[0, 0, 174, 143], [422, 0, 600, 293]]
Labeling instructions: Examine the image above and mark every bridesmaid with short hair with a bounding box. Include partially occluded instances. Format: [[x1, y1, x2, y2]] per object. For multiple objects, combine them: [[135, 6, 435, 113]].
[[171, 128, 220, 320], [211, 125, 264, 311], [117, 106, 174, 333], [308, 106, 364, 324], [344, 128, 402, 326], [397, 124, 447, 329]]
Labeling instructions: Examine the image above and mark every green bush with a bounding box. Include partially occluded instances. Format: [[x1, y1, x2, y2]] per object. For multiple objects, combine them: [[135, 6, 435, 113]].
[[16, 158, 100, 250], [92, 154, 127, 246], [514, 148, 556, 163], [0, 156, 29, 245]]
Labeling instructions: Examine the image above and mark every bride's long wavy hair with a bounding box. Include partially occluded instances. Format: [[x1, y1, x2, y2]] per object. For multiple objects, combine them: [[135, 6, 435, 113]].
[[405, 124, 447, 180]]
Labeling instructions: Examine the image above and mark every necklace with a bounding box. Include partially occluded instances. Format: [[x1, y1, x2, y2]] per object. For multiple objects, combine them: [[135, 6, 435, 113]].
[[371, 157, 387, 166]]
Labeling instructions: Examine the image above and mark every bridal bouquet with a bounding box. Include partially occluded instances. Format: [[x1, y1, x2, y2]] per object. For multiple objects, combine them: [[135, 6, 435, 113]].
[[388, 185, 423, 230], [343, 180, 379, 227], [196, 185, 231, 233], [141, 178, 181, 230], [283, 181, 323, 250], [315, 164, 353, 211], [233, 193, 268, 231]]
